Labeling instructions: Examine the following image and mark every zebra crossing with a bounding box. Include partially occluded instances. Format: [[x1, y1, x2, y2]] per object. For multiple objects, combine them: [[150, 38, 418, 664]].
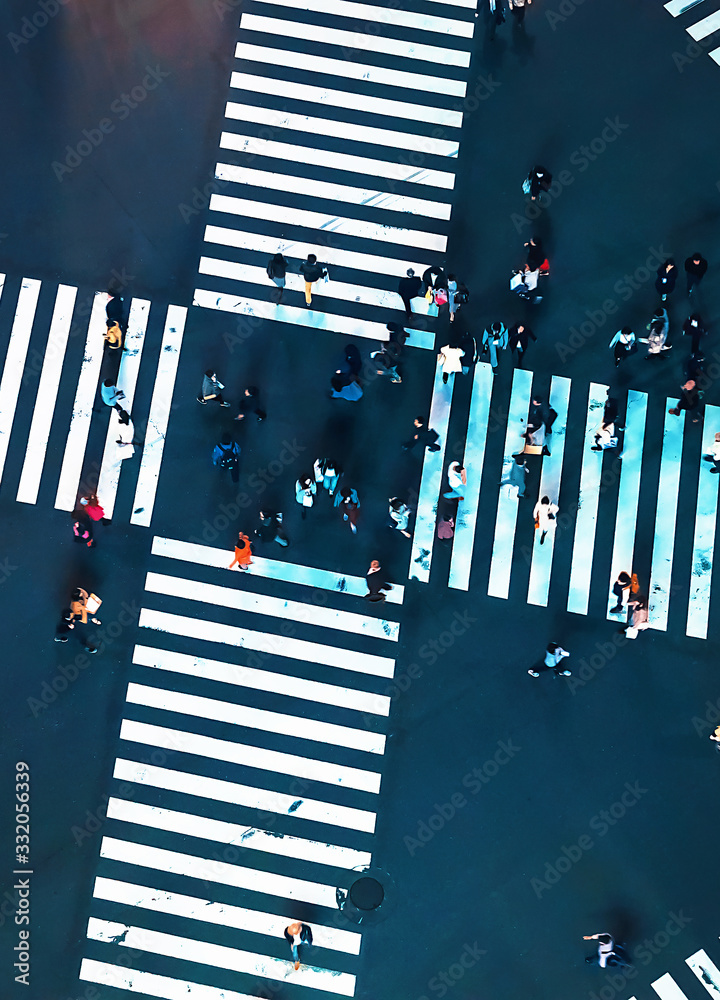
[[0, 274, 185, 525], [79, 536, 401, 998], [192, 0, 477, 340], [627, 944, 720, 999], [664, 0, 720, 66]]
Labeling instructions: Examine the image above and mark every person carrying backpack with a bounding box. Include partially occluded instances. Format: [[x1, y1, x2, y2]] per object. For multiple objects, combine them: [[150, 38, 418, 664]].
[[213, 433, 240, 483]]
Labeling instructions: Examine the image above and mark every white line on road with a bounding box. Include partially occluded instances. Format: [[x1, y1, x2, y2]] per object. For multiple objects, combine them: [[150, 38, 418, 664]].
[[648, 400, 684, 631], [255, 0, 475, 37], [651, 972, 692, 999], [686, 948, 720, 996], [687, 405, 720, 638], [687, 8, 720, 39], [665, 0, 707, 14], [0, 278, 42, 485], [79, 960, 276, 1000]]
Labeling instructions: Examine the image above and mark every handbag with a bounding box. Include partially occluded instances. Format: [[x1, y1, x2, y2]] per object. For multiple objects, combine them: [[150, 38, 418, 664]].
[[625, 625, 638, 639], [534, 516, 540, 529], [86, 593, 102, 614], [434, 287, 448, 306], [522, 178, 532, 195], [425, 288, 433, 302]]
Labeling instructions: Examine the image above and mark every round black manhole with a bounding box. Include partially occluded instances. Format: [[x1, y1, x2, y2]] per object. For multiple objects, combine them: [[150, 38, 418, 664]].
[[348, 876, 384, 910]]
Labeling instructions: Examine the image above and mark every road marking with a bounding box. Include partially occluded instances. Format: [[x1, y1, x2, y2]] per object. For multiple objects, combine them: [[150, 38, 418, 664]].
[[113, 758, 377, 832], [145, 571, 399, 641], [254, 0, 475, 37], [665, 0, 707, 14], [133, 644, 391, 716], [648, 401, 684, 630], [687, 405, 720, 638], [119, 718, 382, 792], [686, 949, 720, 996], [130, 305, 186, 527], [711, 46, 720, 65], [0, 278, 42, 485], [16, 284, 77, 504], [54, 292, 107, 511], [567, 383, 609, 615], [651, 973, 692, 999], [448, 362, 493, 590], [687, 8, 720, 39]]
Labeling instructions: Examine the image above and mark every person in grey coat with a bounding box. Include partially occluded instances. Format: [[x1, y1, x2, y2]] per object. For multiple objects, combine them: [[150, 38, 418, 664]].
[[501, 453, 528, 497], [482, 322, 508, 372]]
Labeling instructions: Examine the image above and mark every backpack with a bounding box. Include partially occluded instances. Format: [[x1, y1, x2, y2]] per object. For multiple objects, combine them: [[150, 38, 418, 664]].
[[216, 445, 236, 469]]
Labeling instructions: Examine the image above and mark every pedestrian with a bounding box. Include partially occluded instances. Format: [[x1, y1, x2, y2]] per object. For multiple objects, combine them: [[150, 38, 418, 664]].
[[510, 267, 542, 303], [266, 252, 288, 302], [508, 324, 537, 367], [388, 498, 412, 538], [70, 587, 102, 626], [438, 340, 464, 385], [641, 308, 671, 359], [528, 642, 571, 677], [668, 379, 701, 423], [386, 321, 408, 354], [255, 510, 288, 546], [72, 519, 95, 547], [313, 458, 341, 495], [422, 264, 447, 294], [655, 258, 678, 302], [524, 165, 552, 201], [509, 0, 531, 22], [524, 395, 554, 455], [687, 351, 706, 381], [295, 475, 316, 519], [501, 453, 528, 497], [365, 560, 391, 601], [54, 608, 97, 653], [437, 514, 455, 541], [212, 432, 240, 483], [78, 494, 107, 525], [334, 487, 360, 533], [482, 322, 509, 374], [704, 431, 720, 473], [197, 370, 231, 406], [341, 344, 363, 377], [524, 236, 544, 271], [684, 252, 707, 296], [234, 385, 266, 422], [106, 291, 126, 331], [459, 331, 478, 374], [710, 725, 720, 750], [448, 275, 469, 323], [115, 408, 140, 461], [583, 933, 631, 969], [402, 415, 441, 452], [533, 495, 558, 545], [609, 570, 636, 613], [608, 327, 636, 367], [100, 378, 125, 410], [682, 313, 705, 355], [398, 268, 423, 320], [284, 921, 313, 971], [591, 419, 618, 451], [371, 346, 402, 382], [104, 319, 123, 350], [603, 394, 622, 431], [489, 0, 506, 35], [443, 461, 466, 500], [623, 594, 649, 639], [299, 253, 327, 306], [330, 372, 363, 401], [228, 532, 253, 570]]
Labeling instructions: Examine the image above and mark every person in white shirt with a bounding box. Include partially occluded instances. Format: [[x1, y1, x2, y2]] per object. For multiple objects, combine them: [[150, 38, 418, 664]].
[[389, 498, 412, 537], [533, 495, 559, 545], [284, 921, 313, 970], [608, 327, 635, 367], [706, 431, 720, 473], [438, 342, 464, 384], [443, 462, 467, 500], [528, 642, 571, 678], [115, 408, 140, 462]]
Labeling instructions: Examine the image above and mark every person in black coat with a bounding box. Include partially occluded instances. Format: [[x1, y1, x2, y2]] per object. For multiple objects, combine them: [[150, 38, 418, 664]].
[[527, 165, 552, 200], [685, 252, 708, 295], [655, 259, 678, 302], [524, 237, 545, 272], [460, 332, 478, 374], [398, 268, 423, 320], [284, 922, 313, 969], [234, 385, 266, 422], [341, 344, 362, 376], [508, 324, 537, 366], [682, 313, 706, 355], [402, 415, 440, 452], [266, 253, 288, 302], [422, 264, 447, 292]]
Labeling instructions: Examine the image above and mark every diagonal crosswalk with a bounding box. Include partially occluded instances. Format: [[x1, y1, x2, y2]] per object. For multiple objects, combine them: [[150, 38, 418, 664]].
[[624, 941, 720, 999], [664, 0, 720, 66]]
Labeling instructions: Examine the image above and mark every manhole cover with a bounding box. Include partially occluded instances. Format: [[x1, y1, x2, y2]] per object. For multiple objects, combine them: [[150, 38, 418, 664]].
[[348, 876, 384, 910]]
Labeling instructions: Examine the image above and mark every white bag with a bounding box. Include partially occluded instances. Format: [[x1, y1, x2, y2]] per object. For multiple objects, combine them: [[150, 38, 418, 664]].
[[522, 177, 532, 194], [625, 626, 638, 640]]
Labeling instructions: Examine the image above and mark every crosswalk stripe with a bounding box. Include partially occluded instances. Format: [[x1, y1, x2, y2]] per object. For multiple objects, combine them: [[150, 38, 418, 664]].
[[527, 376, 571, 608], [415, 0, 477, 9], [80, 958, 275, 1000], [234, 42, 467, 99], [92, 877, 362, 953], [95, 298, 150, 518], [16, 284, 77, 504], [120, 719, 383, 792], [133, 644, 392, 716], [648, 400, 684, 631], [224, 101, 460, 158], [86, 918, 356, 996], [651, 973, 691, 999], [255, 0, 475, 37], [54, 292, 107, 511], [239, 12, 471, 67], [0, 273, 5, 299], [151, 535, 406, 603], [686, 949, 720, 995], [0, 278, 42, 486], [139, 608, 396, 678], [125, 680, 386, 754], [113, 758, 377, 832], [145, 571, 399, 642], [214, 161, 452, 220], [409, 358, 454, 583], [130, 305, 187, 527], [220, 131, 455, 189], [607, 389, 648, 620], [687, 8, 720, 38], [105, 798, 373, 869], [488, 368, 534, 600], [448, 362, 493, 590], [711, 46, 720, 65], [665, 0, 707, 14], [567, 383, 609, 615], [687, 405, 720, 638], [100, 836, 343, 905]]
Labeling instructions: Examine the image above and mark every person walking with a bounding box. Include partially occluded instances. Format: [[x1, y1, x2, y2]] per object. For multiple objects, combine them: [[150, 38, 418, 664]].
[[365, 560, 391, 601], [482, 322, 508, 374], [508, 324, 537, 367], [438, 340, 464, 384], [524, 395, 554, 455], [313, 458, 341, 496], [443, 461, 466, 500], [100, 378, 125, 410], [266, 252, 288, 302], [710, 725, 720, 750], [70, 587, 102, 626], [422, 264, 447, 294], [533, 495, 558, 545], [448, 276, 469, 322], [255, 510, 288, 546], [608, 326, 636, 367], [295, 475, 316, 519], [655, 258, 678, 302], [234, 385, 266, 422], [501, 453, 528, 497], [641, 308, 671, 359], [398, 268, 423, 320], [334, 487, 360, 533], [489, 0, 507, 37], [106, 291, 126, 331], [583, 933, 631, 969], [72, 519, 95, 547], [299, 253, 327, 306], [330, 372, 363, 401], [685, 252, 708, 296], [389, 498, 412, 538], [77, 494, 107, 525], [524, 236, 544, 270], [371, 346, 402, 382], [212, 433, 240, 483], [668, 379, 701, 423], [228, 532, 253, 570], [341, 344, 362, 377], [402, 415, 441, 452], [198, 370, 231, 406], [459, 331, 478, 374], [509, 0, 531, 22], [54, 608, 98, 653], [682, 313, 706, 355], [704, 431, 720, 473], [524, 165, 552, 201], [528, 642, 571, 677], [609, 570, 635, 613], [284, 922, 313, 971], [623, 594, 650, 639], [115, 408, 141, 462], [104, 319, 123, 350]]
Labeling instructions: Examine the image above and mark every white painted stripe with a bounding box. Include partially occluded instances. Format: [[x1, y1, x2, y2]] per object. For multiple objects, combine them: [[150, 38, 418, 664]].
[[125, 679, 386, 754], [151, 535, 405, 603], [92, 877, 362, 953], [198, 256, 435, 315], [687, 405, 720, 638], [130, 305, 186, 527], [0, 278, 42, 484], [54, 293, 107, 511], [416, 0, 477, 9], [139, 607, 395, 678], [105, 798, 372, 869], [240, 12, 471, 67], [120, 718, 382, 792], [711, 45, 720, 65], [234, 42, 467, 100], [145, 570, 399, 641], [80, 959, 269, 1000], [651, 973, 692, 1000], [0, 274, 5, 299], [220, 131, 455, 189], [133, 644, 391, 716], [527, 376, 571, 608], [86, 918, 356, 996], [16, 284, 77, 504], [567, 383, 609, 615], [113, 758, 376, 832], [95, 298, 150, 518], [648, 401, 684, 631], [687, 9, 720, 39], [665, 0, 707, 14], [255, 0, 474, 37], [607, 390, 647, 620], [448, 362, 493, 590], [225, 101, 459, 158], [214, 161, 451, 220], [488, 368, 534, 599], [209, 193, 447, 252], [409, 358, 454, 583], [100, 835, 343, 906], [686, 949, 720, 996]]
